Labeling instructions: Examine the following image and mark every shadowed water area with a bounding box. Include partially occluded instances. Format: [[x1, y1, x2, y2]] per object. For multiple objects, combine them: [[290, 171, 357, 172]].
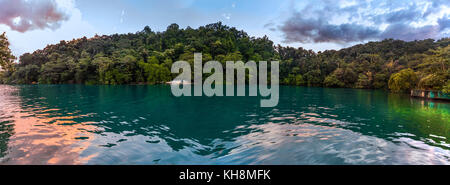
[[0, 85, 448, 164]]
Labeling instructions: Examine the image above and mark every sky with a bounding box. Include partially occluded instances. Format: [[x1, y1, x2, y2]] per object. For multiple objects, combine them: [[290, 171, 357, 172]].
[[0, 0, 449, 58]]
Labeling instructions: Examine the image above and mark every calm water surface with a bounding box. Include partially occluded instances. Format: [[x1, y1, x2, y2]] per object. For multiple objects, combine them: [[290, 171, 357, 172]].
[[0, 85, 449, 164]]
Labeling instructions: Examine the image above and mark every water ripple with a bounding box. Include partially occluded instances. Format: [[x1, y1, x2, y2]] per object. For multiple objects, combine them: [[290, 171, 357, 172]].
[[0, 85, 449, 164]]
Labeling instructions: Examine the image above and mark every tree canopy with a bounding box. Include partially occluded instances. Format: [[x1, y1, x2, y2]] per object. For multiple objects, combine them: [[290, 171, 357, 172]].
[[0, 22, 448, 93], [0, 32, 16, 72]]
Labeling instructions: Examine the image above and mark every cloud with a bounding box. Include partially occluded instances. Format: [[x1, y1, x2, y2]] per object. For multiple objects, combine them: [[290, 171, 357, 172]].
[[222, 13, 231, 20], [278, 0, 450, 43], [380, 23, 441, 41], [438, 17, 450, 31], [120, 10, 125, 23], [281, 14, 380, 43], [0, 0, 96, 57], [0, 0, 70, 33]]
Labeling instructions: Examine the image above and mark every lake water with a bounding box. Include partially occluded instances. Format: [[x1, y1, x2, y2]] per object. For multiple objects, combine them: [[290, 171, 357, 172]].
[[0, 85, 449, 164]]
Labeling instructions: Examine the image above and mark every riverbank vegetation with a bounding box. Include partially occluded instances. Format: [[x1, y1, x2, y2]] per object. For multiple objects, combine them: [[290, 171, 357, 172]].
[[1, 22, 449, 93]]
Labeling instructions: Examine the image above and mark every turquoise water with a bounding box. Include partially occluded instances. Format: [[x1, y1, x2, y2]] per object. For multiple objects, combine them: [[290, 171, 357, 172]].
[[0, 85, 449, 164]]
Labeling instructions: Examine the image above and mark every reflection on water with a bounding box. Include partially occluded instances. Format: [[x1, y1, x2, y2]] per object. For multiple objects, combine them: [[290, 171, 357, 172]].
[[0, 85, 448, 164]]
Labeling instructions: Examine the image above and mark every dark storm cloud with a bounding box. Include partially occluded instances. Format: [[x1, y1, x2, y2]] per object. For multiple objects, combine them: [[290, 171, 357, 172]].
[[281, 13, 380, 43], [438, 17, 450, 31], [279, 0, 450, 43], [380, 24, 440, 41], [0, 0, 69, 32]]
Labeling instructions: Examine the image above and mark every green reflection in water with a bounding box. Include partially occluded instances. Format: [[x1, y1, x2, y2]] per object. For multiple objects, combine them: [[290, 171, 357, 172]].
[[0, 85, 448, 164]]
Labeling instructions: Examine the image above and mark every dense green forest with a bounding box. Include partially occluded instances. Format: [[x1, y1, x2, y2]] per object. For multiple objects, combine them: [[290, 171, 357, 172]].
[[1, 22, 449, 93]]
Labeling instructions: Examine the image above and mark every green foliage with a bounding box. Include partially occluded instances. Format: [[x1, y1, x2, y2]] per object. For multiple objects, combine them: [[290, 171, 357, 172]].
[[75, 51, 96, 83], [388, 69, 418, 93], [356, 73, 371, 89], [138, 61, 171, 84], [324, 74, 345, 88], [323, 68, 358, 88], [0, 32, 16, 72], [283, 74, 305, 86], [5, 22, 278, 85], [0, 71, 5, 84], [304, 69, 323, 86], [373, 73, 388, 89], [417, 73, 448, 91], [2, 23, 448, 93], [418, 46, 449, 74], [96, 55, 137, 85], [442, 81, 450, 94], [11, 64, 39, 84], [39, 61, 69, 84]]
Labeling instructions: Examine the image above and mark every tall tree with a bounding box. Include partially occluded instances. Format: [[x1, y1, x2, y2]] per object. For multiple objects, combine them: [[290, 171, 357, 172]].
[[388, 69, 418, 93], [0, 32, 16, 72]]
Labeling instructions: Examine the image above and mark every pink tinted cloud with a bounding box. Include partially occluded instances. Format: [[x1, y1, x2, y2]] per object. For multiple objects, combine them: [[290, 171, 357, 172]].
[[0, 0, 69, 32]]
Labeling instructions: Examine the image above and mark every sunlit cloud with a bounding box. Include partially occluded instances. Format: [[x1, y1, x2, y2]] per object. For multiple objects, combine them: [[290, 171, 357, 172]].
[[0, 0, 96, 57], [0, 0, 70, 32]]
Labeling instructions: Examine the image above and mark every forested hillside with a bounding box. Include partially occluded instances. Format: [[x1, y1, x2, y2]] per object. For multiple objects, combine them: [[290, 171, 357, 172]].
[[0, 22, 449, 93]]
